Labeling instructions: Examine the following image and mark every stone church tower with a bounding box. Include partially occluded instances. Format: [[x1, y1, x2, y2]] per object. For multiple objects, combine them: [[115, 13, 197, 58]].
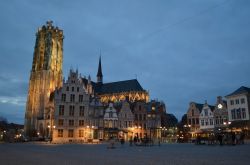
[[24, 21, 63, 136]]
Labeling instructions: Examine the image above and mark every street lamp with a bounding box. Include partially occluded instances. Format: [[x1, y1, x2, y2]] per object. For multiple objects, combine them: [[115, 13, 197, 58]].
[[48, 125, 56, 142]]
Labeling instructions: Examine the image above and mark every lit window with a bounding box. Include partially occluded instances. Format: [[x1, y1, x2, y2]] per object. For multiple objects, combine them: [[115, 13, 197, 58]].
[[79, 130, 84, 137], [58, 129, 63, 137], [68, 129, 74, 137], [58, 119, 64, 126]]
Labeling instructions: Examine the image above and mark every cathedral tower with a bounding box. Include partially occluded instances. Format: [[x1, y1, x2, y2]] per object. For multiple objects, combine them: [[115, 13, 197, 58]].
[[24, 21, 63, 136]]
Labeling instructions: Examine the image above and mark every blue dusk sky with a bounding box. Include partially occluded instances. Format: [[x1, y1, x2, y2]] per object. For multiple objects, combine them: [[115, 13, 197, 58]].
[[0, 0, 250, 124]]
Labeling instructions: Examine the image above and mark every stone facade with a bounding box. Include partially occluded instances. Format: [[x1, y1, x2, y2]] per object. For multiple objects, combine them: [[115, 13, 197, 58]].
[[53, 70, 90, 143]]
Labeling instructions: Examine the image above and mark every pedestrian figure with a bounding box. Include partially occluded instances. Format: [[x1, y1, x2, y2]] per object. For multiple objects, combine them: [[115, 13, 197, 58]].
[[218, 134, 223, 146], [158, 138, 161, 146], [231, 132, 236, 145], [120, 138, 125, 147], [129, 137, 133, 146]]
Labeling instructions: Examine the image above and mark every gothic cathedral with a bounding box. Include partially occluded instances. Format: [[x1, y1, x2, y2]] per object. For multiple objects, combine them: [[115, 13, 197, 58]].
[[24, 21, 63, 136]]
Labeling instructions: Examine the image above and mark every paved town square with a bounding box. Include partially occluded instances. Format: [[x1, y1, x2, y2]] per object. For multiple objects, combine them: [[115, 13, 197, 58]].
[[0, 142, 249, 165]]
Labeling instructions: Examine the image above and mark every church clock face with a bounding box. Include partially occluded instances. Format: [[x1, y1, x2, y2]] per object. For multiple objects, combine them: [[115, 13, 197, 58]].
[[218, 104, 223, 109]]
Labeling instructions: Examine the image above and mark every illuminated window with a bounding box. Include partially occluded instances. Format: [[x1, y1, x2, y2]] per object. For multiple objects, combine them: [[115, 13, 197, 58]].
[[68, 129, 74, 137], [79, 130, 84, 137], [58, 119, 64, 126], [58, 129, 63, 137]]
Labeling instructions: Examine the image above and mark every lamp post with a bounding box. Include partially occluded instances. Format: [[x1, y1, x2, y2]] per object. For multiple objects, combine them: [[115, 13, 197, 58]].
[[48, 125, 56, 142]]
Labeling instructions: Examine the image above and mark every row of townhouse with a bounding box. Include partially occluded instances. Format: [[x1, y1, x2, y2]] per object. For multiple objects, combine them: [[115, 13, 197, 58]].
[[186, 86, 250, 138], [49, 70, 165, 143]]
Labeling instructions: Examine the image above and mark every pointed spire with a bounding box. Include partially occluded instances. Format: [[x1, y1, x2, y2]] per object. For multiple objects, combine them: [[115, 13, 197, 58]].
[[88, 75, 91, 83], [97, 55, 103, 83]]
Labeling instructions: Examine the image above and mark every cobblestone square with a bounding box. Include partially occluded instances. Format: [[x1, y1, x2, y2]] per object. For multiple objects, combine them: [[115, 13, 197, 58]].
[[0, 142, 249, 165]]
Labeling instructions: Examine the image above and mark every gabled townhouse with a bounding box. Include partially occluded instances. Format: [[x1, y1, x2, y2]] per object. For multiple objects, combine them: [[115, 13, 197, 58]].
[[199, 101, 215, 131], [117, 100, 134, 140], [213, 96, 228, 131]]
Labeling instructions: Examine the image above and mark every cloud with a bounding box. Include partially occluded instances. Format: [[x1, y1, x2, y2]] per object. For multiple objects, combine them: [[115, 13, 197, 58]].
[[0, 96, 26, 106]]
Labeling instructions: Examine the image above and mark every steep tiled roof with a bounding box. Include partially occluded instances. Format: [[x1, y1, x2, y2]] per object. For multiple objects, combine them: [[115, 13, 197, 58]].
[[194, 103, 203, 112], [192, 102, 215, 112], [226, 86, 250, 97], [95, 79, 145, 94]]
